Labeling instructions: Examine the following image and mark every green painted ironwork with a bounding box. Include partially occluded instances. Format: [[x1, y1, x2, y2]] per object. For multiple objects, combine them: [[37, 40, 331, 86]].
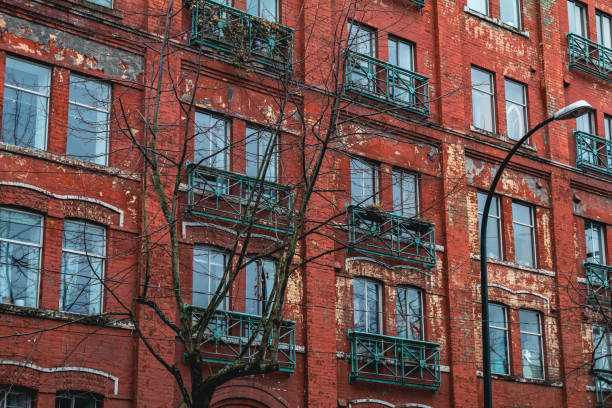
[[567, 33, 612, 82], [346, 204, 436, 267], [585, 262, 612, 304], [593, 369, 612, 407], [344, 50, 430, 117], [410, 0, 425, 8], [575, 131, 612, 176], [187, 163, 294, 233], [348, 330, 441, 390], [189, 0, 294, 71], [187, 306, 296, 372]]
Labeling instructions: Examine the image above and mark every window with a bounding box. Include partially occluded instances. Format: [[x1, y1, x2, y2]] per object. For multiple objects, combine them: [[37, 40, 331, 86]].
[[55, 391, 100, 408], [193, 247, 226, 309], [2, 57, 50, 150], [353, 278, 381, 334], [567, 0, 587, 37], [500, 0, 521, 28], [512, 202, 536, 267], [350, 158, 378, 206], [396, 286, 422, 340], [246, 126, 277, 183], [61, 220, 105, 315], [392, 169, 418, 218], [519, 309, 544, 379], [471, 67, 495, 133], [504, 79, 527, 141], [0, 208, 43, 307], [596, 11, 612, 48], [66, 75, 110, 165], [594, 325, 612, 372], [194, 112, 229, 170], [585, 220, 606, 264], [477, 192, 502, 260], [576, 111, 595, 134], [576, 111, 598, 164], [245, 258, 275, 316], [606, 115, 611, 141], [86, 0, 112, 8], [467, 0, 489, 15], [246, 0, 277, 21], [489, 303, 509, 374], [388, 38, 415, 103], [0, 387, 33, 408], [347, 22, 376, 92]]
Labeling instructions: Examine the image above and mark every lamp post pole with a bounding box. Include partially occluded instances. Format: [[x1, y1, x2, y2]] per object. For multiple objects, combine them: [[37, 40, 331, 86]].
[[479, 100, 593, 408]]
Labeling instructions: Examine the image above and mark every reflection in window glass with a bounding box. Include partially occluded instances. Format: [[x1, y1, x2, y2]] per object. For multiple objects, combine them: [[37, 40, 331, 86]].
[[2, 57, 50, 150], [397, 286, 422, 340], [471, 67, 495, 132], [0, 208, 43, 307], [489, 303, 509, 374], [512, 202, 536, 267], [392, 169, 418, 218], [246, 0, 277, 21], [354, 278, 380, 334], [596, 11, 612, 48], [585, 220, 606, 264], [193, 247, 226, 309], [567, 0, 587, 36], [520, 310, 544, 379], [505, 79, 527, 141], [66, 76, 110, 165], [500, 0, 521, 28], [351, 159, 378, 206], [246, 126, 277, 183], [55, 391, 101, 408], [478, 192, 502, 260], [468, 0, 488, 15], [246, 259, 275, 316]]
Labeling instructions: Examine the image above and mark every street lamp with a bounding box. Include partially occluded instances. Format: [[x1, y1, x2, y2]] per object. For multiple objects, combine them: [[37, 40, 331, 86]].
[[480, 100, 594, 408]]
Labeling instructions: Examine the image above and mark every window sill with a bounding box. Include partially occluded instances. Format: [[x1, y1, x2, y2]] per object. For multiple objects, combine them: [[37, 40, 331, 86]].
[[0, 142, 139, 181], [0, 303, 134, 330], [470, 253, 555, 276], [463, 6, 530, 39], [469, 125, 537, 151], [41, 0, 123, 19], [476, 370, 562, 387]]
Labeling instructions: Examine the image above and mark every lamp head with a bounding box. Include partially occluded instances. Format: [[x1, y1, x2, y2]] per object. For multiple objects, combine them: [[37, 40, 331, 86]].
[[553, 100, 594, 120]]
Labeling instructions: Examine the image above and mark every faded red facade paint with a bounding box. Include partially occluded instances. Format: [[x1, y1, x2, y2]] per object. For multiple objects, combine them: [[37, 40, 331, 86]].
[[0, 0, 610, 406]]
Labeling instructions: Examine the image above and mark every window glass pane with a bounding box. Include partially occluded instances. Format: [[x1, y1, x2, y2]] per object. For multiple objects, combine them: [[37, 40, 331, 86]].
[[348, 23, 374, 56], [594, 325, 612, 371], [568, 1, 586, 36], [246, 127, 276, 182], [392, 170, 417, 218], [0, 209, 42, 244], [351, 159, 377, 206], [87, 0, 112, 7], [245, 259, 275, 315], [512, 202, 532, 225], [519, 309, 541, 333], [521, 332, 543, 378], [69, 76, 110, 110], [505, 80, 527, 141], [193, 247, 225, 309], [62, 221, 105, 256], [388, 39, 397, 66], [576, 112, 594, 133], [513, 209, 535, 268], [6, 391, 31, 408], [353, 278, 366, 332], [585, 221, 606, 264], [471, 68, 495, 132], [2, 58, 50, 150], [366, 280, 379, 334], [489, 304, 509, 374], [353, 278, 379, 334], [468, 0, 488, 15], [194, 112, 228, 169], [605, 115, 611, 140], [397, 287, 422, 340], [261, 0, 277, 21], [477, 193, 502, 260], [597, 13, 612, 48], [500, 0, 520, 28]]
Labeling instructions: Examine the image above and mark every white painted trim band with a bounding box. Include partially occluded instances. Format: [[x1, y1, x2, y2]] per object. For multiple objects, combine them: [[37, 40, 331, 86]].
[[0, 359, 118, 394], [477, 283, 551, 312], [0, 182, 124, 226]]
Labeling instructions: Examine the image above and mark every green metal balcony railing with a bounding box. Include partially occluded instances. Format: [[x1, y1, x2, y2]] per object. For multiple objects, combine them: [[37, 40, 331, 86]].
[[593, 369, 612, 408], [586, 262, 612, 304], [575, 131, 612, 176], [346, 205, 436, 267], [348, 330, 441, 390], [187, 306, 296, 372], [187, 163, 294, 233], [189, 0, 294, 70], [344, 50, 430, 117], [567, 33, 612, 82], [410, 0, 425, 8]]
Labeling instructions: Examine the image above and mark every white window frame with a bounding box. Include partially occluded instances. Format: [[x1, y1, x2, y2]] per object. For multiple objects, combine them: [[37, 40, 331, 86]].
[[0, 207, 43, 308], [478, 192, 503, 260], [353, 278, 382, 334], [67, 75, 111, 166], [512, 201, 536, 268], [471, 67, 496, 133], [2, 57, 51, 151], [489, 303, 510, 375], [519, 309, 545, 380], [60, 220, 106, 315], [504, 78, 528, 141]]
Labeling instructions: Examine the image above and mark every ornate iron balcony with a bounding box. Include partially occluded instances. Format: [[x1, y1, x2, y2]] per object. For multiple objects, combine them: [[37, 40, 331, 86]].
[[593, 368, 612, 408], [344, 50, 430, 117], [575, 131, 612, 176], [585, 262, 612, 304], [346, 205, 436, 267], [410, 0, 425, 8], [187, 163, 294, 233], [567, 33, 612, 82], [187, 306, 296, 372], [189, 0, 294, 71], [348, 330, 441, 390]]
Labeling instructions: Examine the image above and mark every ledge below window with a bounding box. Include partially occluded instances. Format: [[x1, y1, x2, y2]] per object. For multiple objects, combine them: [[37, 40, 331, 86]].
[[469, 125, 537, 152], [464, 6, 530, 39], [476, 370, 563, 387]]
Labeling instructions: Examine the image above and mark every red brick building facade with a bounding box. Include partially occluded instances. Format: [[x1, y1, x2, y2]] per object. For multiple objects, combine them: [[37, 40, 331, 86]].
[[0, 0, 610, 405]]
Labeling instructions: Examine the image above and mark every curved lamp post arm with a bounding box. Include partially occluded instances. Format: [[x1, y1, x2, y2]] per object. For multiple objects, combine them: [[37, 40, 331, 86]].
[[480, 116, 554, 408]]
